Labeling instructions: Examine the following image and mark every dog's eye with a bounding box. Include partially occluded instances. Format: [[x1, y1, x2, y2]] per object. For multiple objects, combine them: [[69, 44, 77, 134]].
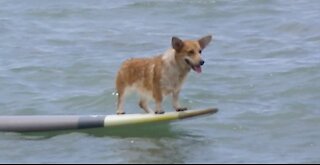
[[199, 50, 202, 54], [188, 50, 195, 54]]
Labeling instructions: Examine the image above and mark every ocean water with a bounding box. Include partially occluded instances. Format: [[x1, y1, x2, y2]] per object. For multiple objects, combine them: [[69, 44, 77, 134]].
[[0, 0, 320, 163]]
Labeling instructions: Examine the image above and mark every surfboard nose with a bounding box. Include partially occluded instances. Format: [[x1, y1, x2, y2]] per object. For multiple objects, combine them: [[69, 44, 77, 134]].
[[178, 108, 218, 119]]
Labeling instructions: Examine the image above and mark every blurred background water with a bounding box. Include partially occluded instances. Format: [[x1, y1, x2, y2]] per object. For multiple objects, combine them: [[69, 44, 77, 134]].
[[0, 0, 320, 163]]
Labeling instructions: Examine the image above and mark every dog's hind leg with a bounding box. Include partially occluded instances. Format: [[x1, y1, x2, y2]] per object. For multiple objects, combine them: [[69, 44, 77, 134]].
[[116, 92, 125, 115], [139, 97, 151, 113], [116, 79, 126, 115]]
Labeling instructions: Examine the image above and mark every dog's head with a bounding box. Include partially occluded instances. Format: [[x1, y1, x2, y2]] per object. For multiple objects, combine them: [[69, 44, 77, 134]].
[[172, 35, 212, 73]]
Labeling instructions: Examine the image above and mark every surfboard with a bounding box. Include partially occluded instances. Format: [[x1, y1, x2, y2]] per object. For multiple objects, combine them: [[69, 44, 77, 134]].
[[0, 108, 217, 132]]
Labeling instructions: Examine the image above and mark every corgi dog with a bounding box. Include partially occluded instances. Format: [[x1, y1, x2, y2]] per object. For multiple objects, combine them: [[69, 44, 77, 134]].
[[115, 35, 212, 114]]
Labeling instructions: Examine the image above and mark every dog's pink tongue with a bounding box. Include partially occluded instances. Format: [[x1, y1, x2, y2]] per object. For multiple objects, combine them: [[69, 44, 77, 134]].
[[194, 66, 202, 73]]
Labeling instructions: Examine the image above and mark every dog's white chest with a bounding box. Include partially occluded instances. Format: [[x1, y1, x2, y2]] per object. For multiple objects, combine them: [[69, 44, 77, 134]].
[[160, 49, 186, 94], [160, 66, 182, 94]]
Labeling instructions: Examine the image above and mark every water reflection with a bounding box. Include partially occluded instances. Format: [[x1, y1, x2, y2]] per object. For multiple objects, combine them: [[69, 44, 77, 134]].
[[12, 123, 208, 163]]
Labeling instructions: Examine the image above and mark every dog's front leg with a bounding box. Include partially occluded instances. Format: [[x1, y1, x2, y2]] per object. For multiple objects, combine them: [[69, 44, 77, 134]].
[[172, 90, 187, 112]]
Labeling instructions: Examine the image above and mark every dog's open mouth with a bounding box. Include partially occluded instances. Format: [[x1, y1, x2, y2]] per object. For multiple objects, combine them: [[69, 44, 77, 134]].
[[185, 59, 202, 73]]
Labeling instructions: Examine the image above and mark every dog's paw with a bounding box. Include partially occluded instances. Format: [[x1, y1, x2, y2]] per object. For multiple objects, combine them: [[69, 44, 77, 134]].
[[116, 112, 126, 115], [176, 107, 188, 112], [155, 111, 165, 114]]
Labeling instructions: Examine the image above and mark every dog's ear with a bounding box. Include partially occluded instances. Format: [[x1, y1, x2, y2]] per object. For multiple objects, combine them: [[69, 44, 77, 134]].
[[198, 35, 212, 49], [172, 36, 184, 52]]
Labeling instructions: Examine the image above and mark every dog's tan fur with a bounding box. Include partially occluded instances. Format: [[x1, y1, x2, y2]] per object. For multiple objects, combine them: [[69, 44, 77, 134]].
[[115, 35, 212, 114]]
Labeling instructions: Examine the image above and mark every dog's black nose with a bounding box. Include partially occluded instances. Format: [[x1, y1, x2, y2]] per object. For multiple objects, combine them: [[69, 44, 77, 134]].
[[200, 60, 205, 66]]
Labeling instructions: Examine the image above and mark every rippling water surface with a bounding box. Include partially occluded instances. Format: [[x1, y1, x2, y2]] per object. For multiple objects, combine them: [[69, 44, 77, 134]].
[[0, 0, 320, 163]]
